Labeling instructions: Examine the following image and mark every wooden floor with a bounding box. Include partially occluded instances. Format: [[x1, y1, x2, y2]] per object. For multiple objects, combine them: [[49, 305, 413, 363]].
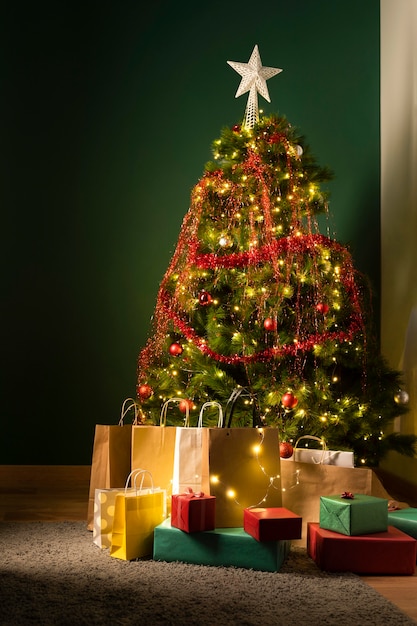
[[0, 465, 416, 623]]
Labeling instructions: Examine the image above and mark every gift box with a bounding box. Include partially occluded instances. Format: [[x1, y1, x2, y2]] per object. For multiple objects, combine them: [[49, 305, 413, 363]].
[[388, 508, 417, 541], [171, 490, 215, 533], [153, 517, 291, 572], [319, 493, 388, 536], [244, 507, 302, 541], [307, 522, 417, 574]]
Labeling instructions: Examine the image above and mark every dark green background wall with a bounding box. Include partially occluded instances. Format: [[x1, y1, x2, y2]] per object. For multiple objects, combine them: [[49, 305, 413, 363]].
[[2, 0, 380, 464]]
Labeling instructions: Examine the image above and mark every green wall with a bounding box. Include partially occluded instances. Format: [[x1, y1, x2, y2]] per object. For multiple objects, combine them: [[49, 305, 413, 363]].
[[2, 0, 380, 464]]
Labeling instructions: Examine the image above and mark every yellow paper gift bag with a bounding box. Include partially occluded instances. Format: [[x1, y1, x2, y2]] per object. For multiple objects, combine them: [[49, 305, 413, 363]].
[[110, 470, 166, 561], [131, 399, 186, 511]]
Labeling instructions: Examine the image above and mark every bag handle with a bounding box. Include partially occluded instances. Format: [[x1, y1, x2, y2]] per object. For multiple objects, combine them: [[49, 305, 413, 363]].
[[224, 387, 262, 428], [197, 401, 224, 427], [160, 398, 190, 427], [119, 398, 140, 425], [124, 469, 155, 493], [293, 435, 327, 464]]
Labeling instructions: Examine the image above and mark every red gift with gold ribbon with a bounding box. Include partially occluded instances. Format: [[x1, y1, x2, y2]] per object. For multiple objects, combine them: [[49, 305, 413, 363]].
[[171, 488, 215, 533]]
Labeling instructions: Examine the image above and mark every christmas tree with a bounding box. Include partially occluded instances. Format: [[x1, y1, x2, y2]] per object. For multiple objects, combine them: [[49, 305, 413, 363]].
[[135, 46, 416, 467]]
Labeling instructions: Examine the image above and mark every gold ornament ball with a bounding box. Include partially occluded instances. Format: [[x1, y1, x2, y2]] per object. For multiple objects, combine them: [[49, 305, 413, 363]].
[[394, 390, 409, 405]]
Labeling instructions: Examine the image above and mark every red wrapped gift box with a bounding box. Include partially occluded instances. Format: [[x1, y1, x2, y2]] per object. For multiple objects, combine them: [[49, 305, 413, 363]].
[[171, 490, 215, 533], [244, 507, 302, 541], [307, 523, 417, 574]]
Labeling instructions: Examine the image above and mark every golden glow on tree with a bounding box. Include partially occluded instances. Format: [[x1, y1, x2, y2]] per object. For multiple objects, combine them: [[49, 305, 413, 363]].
[[135, 112, 415, 467]]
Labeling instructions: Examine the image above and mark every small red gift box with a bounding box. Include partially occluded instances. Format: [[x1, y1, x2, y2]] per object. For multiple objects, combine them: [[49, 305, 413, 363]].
[[171, 489, 216, 533], [244, 507, 302, 541], [307, 522, 417, 574]]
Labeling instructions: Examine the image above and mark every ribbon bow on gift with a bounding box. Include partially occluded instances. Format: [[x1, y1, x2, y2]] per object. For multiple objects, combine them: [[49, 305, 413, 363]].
[[184, 487, 204, 498], [340, 491, 354, 499]]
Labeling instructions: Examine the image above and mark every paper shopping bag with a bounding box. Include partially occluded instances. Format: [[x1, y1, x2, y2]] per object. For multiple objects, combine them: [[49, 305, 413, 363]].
[[290, 435, 354, 467], [172, 427, 210, 495], [110, 470, 166, 561], [208, 427, 282, 528], [93, 487, 124, 548], [171, 401, 222, 495], [93, 469, 161, 549], [87, 398, 138, 530], [131, 399, 185, 508], [280, 460, 396, 546]]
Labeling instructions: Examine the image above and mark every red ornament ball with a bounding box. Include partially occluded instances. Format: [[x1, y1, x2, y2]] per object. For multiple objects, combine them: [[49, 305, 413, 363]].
[[169, 342, 183, 356], [263, 317, 277, 331], [269, 133, 281, 144], [232, 124, 241, 133], [138, 384, 153, 400], [279, 442, 294, 459], [199, 290, 213, 306], [281, 392, 298, 409], [316, 302, 330, 314], [179, 398, 194, 413]]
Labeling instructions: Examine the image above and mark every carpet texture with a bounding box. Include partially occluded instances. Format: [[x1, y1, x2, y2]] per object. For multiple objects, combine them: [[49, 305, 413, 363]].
[[0, 522, 414, 626]]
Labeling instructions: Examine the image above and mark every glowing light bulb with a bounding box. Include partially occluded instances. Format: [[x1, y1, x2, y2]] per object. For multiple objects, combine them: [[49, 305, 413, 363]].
[[210, 475, 219, 485], [226, 489, 236, 499]]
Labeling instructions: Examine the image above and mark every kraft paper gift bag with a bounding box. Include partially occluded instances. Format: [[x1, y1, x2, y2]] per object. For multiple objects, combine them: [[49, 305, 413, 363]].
[[131, 399, 185, 506], [172, 401, 223, 496], [87, 398, 138, 530], [281, 459, 397, 546], [110, 470, 166, 561], [209, 427, 282, 528]]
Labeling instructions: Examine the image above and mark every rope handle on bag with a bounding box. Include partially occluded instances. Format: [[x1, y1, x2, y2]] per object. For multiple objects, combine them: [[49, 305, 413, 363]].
[[160, 398, 190, 427], [124, 469, 155, 494], [224, 387, 262, 428], [197, 401, 224, 428], [119, 398, 140, 426], [293, 435, 327, 464]]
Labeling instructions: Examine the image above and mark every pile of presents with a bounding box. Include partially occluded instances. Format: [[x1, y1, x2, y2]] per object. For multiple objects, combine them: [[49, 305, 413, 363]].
[[93, 472, 300, 572], [88, 400, 417, 575]]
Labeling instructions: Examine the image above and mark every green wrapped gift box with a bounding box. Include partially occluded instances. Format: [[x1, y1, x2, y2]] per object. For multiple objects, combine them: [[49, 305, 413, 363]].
[[319, 494, 388, 536], [388, 508, 417, 540], [153, 518, 291, 572]]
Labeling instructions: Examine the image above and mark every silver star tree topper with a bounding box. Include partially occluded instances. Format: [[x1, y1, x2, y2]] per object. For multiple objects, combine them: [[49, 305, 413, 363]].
[[227, 45, 282, 129]]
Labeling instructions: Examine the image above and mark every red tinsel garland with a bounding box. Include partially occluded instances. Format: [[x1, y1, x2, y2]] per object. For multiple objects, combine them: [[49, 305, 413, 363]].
[[137, 134, 365, 379], [158, 287, 362, 366]]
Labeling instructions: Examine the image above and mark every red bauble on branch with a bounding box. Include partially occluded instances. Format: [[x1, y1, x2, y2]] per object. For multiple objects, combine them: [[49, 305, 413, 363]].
[[316, 302, 330, 314], [281, 392, 298, 409], [179, 398, 194, 413], [138, 384, 153, 400], [169, 342, 184, 356], [263, 317, 277, 331], [199, 290, 213, 306], [279, 442, 294, 459]]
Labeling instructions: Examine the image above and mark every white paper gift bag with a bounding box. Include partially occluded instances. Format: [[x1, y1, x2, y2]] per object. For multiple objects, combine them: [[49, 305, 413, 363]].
[[172, 401, 223, 495], [93, 487, 125, 548], [284, 435, 354, 467]]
